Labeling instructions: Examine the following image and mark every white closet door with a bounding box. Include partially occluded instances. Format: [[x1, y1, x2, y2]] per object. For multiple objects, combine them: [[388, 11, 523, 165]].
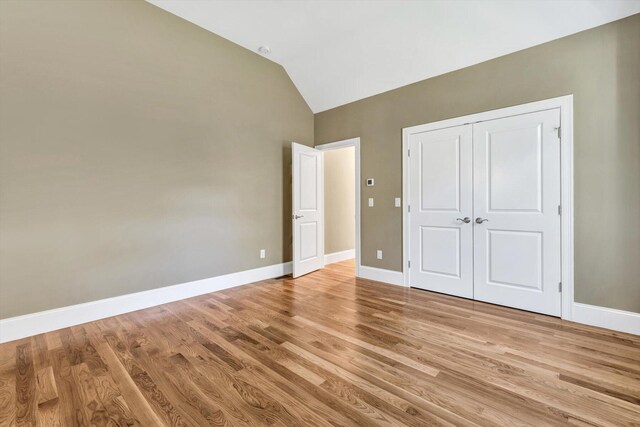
[[409, 125, 473, 298], [473, 109, 562, 316]]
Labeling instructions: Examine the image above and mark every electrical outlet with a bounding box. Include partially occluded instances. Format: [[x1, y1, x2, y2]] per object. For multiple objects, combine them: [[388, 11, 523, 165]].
[[395, 197, 401, 207], [260, 249, 266, 259], [368, 198, 374, 207], [376, 250, 383, 260]]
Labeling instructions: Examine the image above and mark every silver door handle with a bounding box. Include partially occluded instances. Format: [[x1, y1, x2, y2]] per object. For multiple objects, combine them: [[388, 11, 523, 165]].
[[456, 217, 471, 223], [475, 217, 489, 224], [293, 214, 304, 219]]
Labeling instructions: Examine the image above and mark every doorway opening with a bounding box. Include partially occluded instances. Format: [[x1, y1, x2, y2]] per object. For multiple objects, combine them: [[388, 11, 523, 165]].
[[319, 141, 358, 276]]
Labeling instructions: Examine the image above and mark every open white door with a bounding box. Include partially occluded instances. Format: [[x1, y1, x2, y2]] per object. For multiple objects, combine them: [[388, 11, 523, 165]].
[[292, 143, 324, 278]]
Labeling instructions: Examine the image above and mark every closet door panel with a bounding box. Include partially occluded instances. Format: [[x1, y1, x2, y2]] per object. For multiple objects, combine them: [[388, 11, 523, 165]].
[[473, 109, 562, 316], [409, 125, 473, 298]]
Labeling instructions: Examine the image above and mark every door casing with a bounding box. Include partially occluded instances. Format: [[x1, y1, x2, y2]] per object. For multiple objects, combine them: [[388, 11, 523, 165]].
[[402, 95, 574, 320]]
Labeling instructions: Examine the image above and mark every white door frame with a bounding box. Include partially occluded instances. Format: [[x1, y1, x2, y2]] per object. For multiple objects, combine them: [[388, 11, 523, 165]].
[[315, 137, 361, 277], [402, 95, 574, 320]]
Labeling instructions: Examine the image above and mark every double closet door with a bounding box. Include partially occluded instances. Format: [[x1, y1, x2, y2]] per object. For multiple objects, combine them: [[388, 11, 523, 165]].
[[408, 108, 562, 316]]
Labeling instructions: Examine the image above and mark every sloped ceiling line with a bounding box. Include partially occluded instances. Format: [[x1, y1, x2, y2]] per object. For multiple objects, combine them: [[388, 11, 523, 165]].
[[148, 0, 640, 113]]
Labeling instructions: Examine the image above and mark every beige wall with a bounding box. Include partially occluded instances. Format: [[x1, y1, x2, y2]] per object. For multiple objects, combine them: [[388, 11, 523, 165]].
[[315, 14, 640, 313], [0, 0, 313, 318], [324, 147, 355, 254], [1, 2, 638, 318]]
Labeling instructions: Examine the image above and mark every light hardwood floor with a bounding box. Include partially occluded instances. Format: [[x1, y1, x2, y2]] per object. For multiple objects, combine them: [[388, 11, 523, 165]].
[[1, 259, 639, 426]]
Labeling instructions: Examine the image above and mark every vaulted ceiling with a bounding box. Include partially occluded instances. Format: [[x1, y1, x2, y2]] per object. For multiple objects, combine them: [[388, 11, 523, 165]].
[[148, 0, 640, 113]]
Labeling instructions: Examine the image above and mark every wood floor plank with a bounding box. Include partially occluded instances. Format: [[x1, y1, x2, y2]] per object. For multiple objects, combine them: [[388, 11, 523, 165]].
[[94, 342, 165, 427], [99, 328, 186, 426], [92, 373, 140, 426], [70, 362, 108, 426], [1, 259, 639, 426], [15, 342, 36, 426], [0, 351, 17, 427], [35, 366, 58, 407]]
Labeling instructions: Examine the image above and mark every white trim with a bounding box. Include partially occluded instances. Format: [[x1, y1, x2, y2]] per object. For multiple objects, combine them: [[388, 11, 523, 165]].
[[402, 127, 411, 288], [315, 137, 361, 277], [324, 249, 356, 265], [571, 303, 640, 336], [0, 262, 292, 344], [402, 95, 576, 319], [559, 97, 575, 321], [359, 266, 405, 287]]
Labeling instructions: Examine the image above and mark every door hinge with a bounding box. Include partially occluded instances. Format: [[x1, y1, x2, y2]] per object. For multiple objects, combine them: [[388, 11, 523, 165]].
[[408, 205, 411, 213], [559, 282, 562, 292], [408, 149, 411, 157], [558, 205, 562, 215], [408, 260, 411, 268]]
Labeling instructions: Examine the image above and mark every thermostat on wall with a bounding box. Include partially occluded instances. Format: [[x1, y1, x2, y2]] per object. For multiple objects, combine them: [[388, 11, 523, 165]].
[[366, 178, 375, 186]]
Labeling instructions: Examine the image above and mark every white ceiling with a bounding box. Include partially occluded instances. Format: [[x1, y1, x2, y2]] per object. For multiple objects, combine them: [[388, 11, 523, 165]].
[[148, 0, 640, 113]]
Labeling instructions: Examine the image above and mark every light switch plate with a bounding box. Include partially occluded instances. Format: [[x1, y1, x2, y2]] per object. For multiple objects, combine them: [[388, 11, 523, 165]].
[[368, 198, 374, 207], [395, 197, 401, 207], [260, 249, 266, 259], [366, 178, 375, 186], [376, 250, 383, 260]]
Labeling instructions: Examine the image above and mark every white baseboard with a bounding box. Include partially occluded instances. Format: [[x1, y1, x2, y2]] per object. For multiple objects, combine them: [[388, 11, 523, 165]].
[[5, 262, 637, 343], [358, 265, 405, 287], [571, 302, 640, 336], [324, 249, 355, 265], [0, 262, 292, 344]]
